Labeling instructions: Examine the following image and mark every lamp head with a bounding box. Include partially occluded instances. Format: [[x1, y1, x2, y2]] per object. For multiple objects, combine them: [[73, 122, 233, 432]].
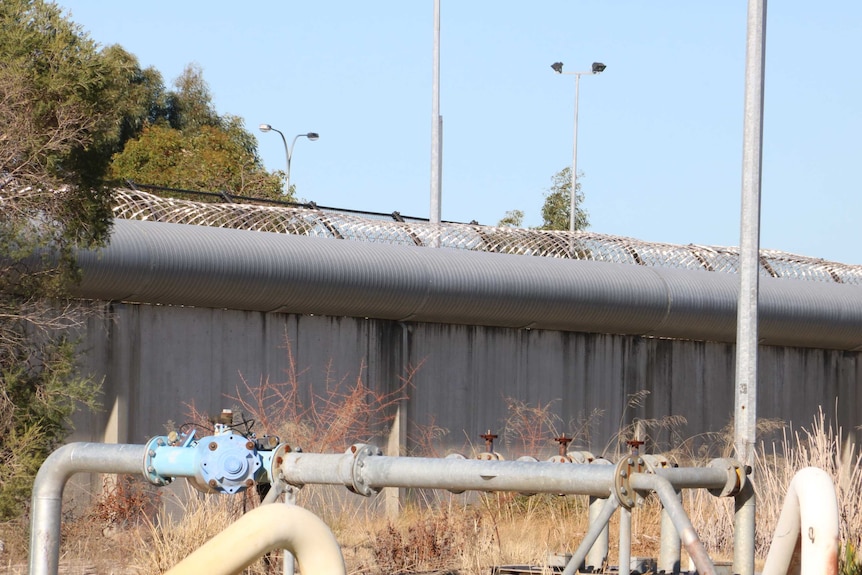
[[306, 132, 320, 141], [591, 62, 607, 74], [259, 124, 272, 133], [551, 62, 564, 74]]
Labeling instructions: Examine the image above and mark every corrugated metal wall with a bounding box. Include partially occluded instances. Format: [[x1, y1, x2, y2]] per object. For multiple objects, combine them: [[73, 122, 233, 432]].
[[73, 302, 860, 457]]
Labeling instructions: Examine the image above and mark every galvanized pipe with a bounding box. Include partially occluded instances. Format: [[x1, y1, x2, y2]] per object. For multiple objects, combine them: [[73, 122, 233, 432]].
[[619, 506, 632, 575], [586, 496, 610, 570], [630, 473, 717, 575], [29, 442, 147, 575], [761, 467, 839, 575], [734, 479, 757, 575], [658, 488, 683, 574], [586, 458, 612, 570], [652, 466, 737, 490], [163, 503, 345, 575], [283, 487, 297, 575], [281, 451, 616, 497], [734, 0, 768, 469], [562, 495, 620, 575]]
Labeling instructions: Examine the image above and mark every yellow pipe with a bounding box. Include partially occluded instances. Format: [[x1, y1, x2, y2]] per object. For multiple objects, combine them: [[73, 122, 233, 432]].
[[761, 467, 839, 575], [164, 504, 346, 575]]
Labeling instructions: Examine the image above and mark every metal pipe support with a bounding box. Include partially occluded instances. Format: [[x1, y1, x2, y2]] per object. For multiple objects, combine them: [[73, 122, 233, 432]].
[[734, 478, 756, 575], [619, 506, 632, 575], [630, 473, 717, 575], [658, 487, 683, 574], [562, 495, 620, 575], [586, 496, 610, 570]]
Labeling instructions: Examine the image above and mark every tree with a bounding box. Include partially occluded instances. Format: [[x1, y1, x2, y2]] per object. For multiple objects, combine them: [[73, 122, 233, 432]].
[[98, 44, 169, 152], [109, 122, 285, 199], [1, 0, 116, 518], [497, 210, 524, 228], [109, 64, 288, 200], [497, 167, 589, 231], [539, 167, 589, 231], [165, 63, 221, 132]]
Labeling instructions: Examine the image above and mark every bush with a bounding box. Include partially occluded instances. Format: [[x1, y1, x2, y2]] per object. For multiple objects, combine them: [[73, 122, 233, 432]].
[[0, 338, 100, 519]]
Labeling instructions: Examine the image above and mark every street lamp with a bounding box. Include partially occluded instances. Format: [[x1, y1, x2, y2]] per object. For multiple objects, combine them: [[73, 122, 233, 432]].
[[259, 124, 319, 196], [551, 61, 606, 233]]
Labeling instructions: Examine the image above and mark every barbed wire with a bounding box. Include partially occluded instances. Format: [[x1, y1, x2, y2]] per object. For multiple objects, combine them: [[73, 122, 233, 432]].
[[106, 187, 862, 285]]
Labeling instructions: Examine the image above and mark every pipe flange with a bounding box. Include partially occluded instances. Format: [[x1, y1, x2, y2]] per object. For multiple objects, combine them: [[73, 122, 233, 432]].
[[349, 443, 382, 497], [446, 453, 467, 493], [567, 450, 596, 464], [516, 456, 540, 496], [261, 443, 292, 486], [641, 453, 672, 473], [477, 451, 504, 461], [707, 458, 746, 497], [143, 436, 173, 486], [613, 455, 644, 509]]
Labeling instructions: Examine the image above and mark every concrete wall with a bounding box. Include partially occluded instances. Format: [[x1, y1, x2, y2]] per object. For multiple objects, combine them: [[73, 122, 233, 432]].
[[73, 301, 861, 458]]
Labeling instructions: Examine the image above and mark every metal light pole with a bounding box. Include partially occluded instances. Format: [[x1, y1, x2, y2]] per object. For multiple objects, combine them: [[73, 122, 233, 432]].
[[552, 61, 606, 233], [734, 0, 768, 472], [430, 0, 442, 228], [259, 124, 319, 196]]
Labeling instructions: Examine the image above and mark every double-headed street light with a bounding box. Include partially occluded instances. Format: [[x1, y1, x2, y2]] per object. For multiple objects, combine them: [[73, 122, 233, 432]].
[[259, 124, 319, 196], [551, 61, 606, 233]]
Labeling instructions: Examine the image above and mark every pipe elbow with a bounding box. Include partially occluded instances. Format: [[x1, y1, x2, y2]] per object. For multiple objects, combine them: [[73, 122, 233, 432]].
[[762, 467, 840, 575], [164, 504, 345, 575]]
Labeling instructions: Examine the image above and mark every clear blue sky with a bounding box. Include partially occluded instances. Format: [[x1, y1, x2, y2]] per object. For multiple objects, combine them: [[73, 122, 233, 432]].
[[55, 2, 861, 264]]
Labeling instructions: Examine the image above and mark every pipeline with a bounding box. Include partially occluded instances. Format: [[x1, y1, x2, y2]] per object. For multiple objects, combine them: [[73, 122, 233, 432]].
[[28, 426, 839, 575], [278, 446, 750, 575], [29, 442, 147, 575], [761, 467, 840, 575], [163, 503, 345, 575]]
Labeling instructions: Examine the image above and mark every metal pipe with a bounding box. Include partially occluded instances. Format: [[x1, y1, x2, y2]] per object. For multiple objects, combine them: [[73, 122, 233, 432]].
[[570, 72, 581, 234], [283, 487, 297, 575], [71, 218, 862, 351], [586, 496, 610, 570], [281, 451, 616, 497], [562, 496, 620, 575], [659, 488, 682, 574], [734, 478, 757, 575], [630, 473, 717, 575], [619, 506, 632, 575], [652, 466, 736, 489], [164, 503, 345, 575], [734, 0, 768, 468], [429, 0, 441, 226], [761, 467, 839, 575], [29, 442, 147, 575]]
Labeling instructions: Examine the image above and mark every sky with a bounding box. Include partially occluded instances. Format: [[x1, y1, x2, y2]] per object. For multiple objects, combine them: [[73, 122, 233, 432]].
[[54, 2, 861, 264]]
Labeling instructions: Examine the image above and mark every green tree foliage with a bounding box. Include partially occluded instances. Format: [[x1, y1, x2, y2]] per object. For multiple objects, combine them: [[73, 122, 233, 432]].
[[164, 63, 221, 132], [110, 121, 284, 198], [1, 0, 112, 519], [539, 167, 589, 231], [498, 167, 589, 231], [110, 64, 286, 200], [497, 210, 524, 228]]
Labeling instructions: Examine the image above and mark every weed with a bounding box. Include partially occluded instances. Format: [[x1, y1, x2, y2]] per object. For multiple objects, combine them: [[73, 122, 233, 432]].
[[88, 474, 161, 530]]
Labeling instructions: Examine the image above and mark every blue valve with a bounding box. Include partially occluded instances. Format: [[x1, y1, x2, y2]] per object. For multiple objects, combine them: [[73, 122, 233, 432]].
[[197, 433, 262, 494]]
